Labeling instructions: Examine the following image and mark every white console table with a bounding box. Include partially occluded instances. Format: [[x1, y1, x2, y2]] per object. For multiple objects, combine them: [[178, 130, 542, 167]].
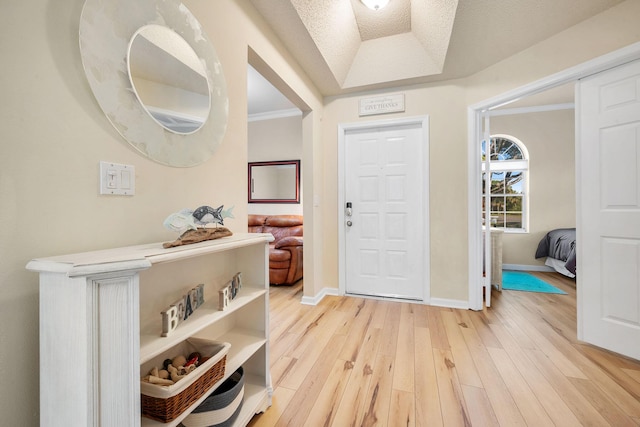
[[27, 233, 273, 427]]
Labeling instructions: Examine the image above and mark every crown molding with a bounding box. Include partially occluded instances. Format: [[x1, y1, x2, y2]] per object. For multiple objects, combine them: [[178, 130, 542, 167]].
[[248, 108, 302, 122]]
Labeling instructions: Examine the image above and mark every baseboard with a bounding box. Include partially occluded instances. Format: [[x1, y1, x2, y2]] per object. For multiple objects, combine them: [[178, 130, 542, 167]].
[[503, 263, 554, 272], [429, 298, 470, 310], [300, 287, 340, 306], [302, 290, 470, 310]]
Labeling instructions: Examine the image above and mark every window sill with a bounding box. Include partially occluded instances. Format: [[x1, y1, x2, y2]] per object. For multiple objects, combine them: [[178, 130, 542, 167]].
[[501, 228, 527, 234]]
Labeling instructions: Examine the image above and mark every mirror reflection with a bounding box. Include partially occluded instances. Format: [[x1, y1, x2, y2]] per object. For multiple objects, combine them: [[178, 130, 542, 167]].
[[249, 160, 300, 204], [127, 24, 210, 134]]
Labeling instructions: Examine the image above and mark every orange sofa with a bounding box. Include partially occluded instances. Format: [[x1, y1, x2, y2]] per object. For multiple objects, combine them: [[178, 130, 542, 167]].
[[248, 214, 303, 285]]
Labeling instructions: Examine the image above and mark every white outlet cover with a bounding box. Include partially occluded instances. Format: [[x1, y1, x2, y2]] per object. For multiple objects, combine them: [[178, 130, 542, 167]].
[[100, 161, 135, 195]]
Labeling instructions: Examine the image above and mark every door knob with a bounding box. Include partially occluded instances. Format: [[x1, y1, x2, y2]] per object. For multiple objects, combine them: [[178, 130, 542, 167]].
[[346, 220, 353, 227]]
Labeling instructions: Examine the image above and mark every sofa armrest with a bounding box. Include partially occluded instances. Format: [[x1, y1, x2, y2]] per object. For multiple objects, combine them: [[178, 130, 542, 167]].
[[275, 236, 303, 249]]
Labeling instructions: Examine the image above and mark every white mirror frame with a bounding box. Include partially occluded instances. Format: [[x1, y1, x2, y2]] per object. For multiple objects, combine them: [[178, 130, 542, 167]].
[[79, 0, 228, 167]]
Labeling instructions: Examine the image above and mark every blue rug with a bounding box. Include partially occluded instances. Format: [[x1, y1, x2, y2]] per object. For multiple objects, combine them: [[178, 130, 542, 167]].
[[502, 271, 567, 294]]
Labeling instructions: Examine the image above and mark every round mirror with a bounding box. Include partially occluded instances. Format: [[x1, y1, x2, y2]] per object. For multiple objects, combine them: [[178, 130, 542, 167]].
[[127, 25, 210, 135], [79, 0, 229, 167]]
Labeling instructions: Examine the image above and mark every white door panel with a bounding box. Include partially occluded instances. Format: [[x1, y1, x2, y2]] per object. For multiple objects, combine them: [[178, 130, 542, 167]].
[[344, 121, 427, 300], [578, 59, 640, 360]]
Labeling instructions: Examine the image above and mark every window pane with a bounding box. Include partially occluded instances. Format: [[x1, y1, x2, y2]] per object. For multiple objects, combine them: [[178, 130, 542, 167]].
[[505, 196, 522, 212], [497, 142, 515, 160], [505, 213, 522, 228], [491, 196, 504, 211], [508, 178, 523, 194], [505, 171, 523, 194], [491, 172, 504, 194], [492, 138, 510, 160], [490, 137, 525, 161], [481, 135, 528, 232], [505, 144, 523, 160]]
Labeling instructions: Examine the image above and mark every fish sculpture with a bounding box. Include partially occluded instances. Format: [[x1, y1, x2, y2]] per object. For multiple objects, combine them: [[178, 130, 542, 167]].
[[163, 205, 235, 233], [222, 206, 235, 220], [163, 209, 199, 234], [193, 205, 223, 226]]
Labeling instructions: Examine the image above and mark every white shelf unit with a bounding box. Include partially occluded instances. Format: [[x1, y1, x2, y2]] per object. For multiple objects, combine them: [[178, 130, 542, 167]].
[[27, 233, 274, 427]]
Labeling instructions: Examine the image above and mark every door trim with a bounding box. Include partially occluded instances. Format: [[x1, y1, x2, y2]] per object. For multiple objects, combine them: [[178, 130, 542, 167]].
[[338, 116, 430, 303], [467, 41, 640, 311]]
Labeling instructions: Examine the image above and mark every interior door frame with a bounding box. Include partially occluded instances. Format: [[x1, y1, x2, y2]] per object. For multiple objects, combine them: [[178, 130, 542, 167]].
[[338, 116, 430, 302], [467, 41, 640, 312]]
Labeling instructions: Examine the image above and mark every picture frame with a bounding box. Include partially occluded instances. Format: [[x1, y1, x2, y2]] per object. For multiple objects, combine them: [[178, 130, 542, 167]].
[[248, 160, 300, 204]]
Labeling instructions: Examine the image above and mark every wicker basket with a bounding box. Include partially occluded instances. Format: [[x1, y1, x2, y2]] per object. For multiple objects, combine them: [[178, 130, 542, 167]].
[[181, 367, 245, 427], [141, 338, 231, 423]]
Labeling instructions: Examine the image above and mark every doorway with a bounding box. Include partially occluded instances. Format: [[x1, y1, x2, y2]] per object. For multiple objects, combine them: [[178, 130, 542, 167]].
[[482, 96, 575, 307], [247, 49, 314, 298], [468, 41, 640, 311], [468, 42, 640, 358], [247, 64, 303, 216], [338, 116, 430, 302]]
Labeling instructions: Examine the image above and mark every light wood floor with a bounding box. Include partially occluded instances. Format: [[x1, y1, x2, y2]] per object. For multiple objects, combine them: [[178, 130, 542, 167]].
[[248, 273, 640, 426]]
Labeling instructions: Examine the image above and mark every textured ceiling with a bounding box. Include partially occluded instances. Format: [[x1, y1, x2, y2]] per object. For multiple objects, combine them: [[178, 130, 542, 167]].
[[249, 0, 624, 96], [351, 0, 411, 40]]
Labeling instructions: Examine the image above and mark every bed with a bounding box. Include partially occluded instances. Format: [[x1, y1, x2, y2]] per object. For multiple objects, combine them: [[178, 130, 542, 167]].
[[535, 228, 576, 278]]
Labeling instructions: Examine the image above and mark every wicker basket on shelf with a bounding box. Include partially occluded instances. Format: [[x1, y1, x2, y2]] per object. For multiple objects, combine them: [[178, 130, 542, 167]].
[[141, 338, 230, 423]]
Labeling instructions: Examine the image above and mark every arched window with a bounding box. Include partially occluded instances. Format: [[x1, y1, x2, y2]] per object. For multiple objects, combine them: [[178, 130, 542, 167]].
[[482, 134, 529, 232]]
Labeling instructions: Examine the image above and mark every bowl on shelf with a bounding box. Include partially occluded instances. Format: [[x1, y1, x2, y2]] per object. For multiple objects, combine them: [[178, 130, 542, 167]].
[[180, 366, 245, 427]]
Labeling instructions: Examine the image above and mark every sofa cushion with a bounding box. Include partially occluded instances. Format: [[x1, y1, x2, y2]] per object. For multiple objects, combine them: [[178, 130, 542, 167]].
[[275, 236, 303, 249], [264, 226, 302, 242], [248, 214, 303, 285], [248, 225, 263, 233], [264, 215, 303, 227], [269, 247, 291, 263], [248, 214, 269, 226], [269, 268, 289, 285], [248, 214, 268, 233]]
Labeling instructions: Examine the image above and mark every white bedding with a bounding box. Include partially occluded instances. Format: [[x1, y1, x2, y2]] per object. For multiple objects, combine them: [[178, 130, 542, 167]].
[[545, 257, 576, 278]]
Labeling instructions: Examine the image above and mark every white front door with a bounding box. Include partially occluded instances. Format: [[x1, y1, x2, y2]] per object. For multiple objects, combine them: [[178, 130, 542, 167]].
[[342, 119, 428, 300], [578, 59, 640, 360]]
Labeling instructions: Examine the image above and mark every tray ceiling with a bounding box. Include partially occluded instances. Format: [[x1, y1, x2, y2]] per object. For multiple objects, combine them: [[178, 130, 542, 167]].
[[249, 0, 624, 95]]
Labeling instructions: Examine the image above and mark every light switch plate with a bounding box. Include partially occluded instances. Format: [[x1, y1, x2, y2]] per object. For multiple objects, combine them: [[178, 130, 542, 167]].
[[99, 161, 135, 195]]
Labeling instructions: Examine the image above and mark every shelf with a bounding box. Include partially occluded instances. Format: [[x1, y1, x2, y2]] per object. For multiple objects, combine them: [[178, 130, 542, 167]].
[[27, 233, 273, 277], [140, 288, 266, 363], [198, 329, 266, 375], [147, 233, 273, 265], [141, 372, 269, 427], [233, 379, 270, 427], [34, 233, 271, 425]]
